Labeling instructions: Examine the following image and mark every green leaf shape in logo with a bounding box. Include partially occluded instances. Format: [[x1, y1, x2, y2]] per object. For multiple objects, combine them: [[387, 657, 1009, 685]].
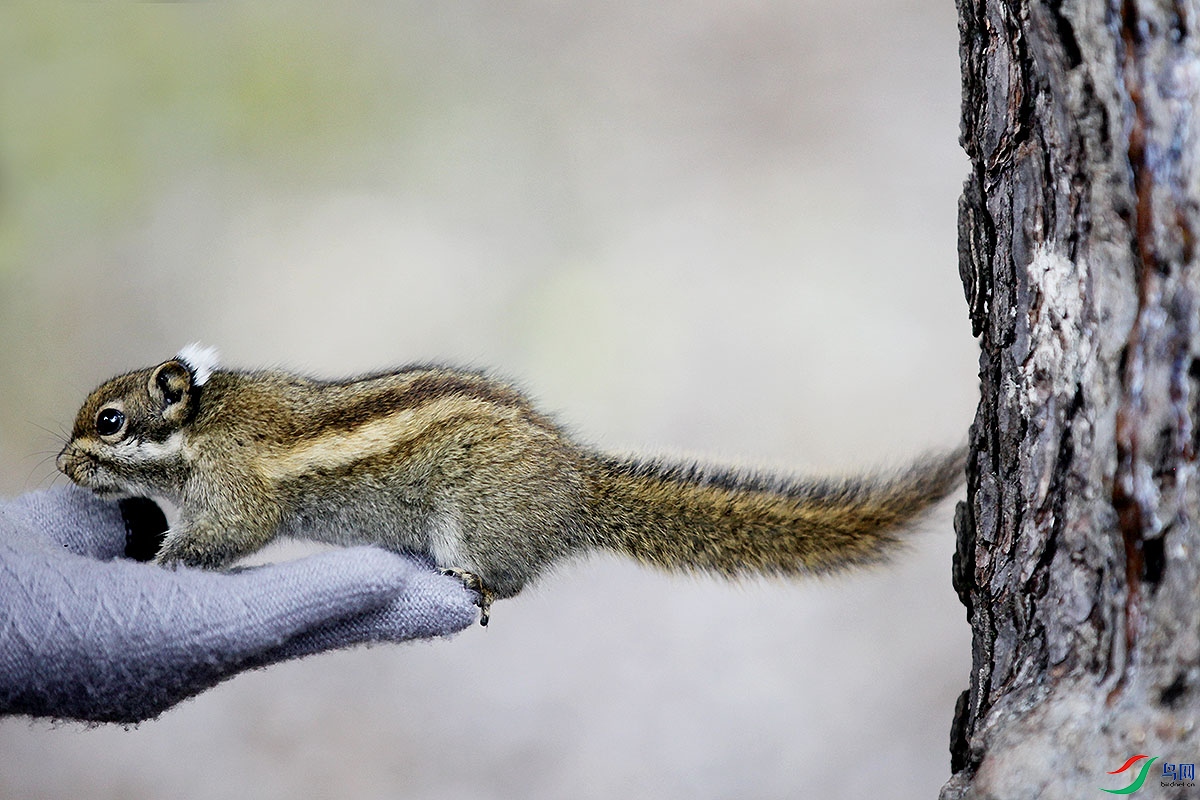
[[1101, 756, 1159, 794]]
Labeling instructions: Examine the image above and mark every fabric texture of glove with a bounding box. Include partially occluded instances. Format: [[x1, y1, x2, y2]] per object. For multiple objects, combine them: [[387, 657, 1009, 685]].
[[0, 486, 477, 724]]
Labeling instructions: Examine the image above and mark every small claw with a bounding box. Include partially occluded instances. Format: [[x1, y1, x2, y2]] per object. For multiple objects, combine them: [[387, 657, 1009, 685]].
[[442, 568, 495, 626]]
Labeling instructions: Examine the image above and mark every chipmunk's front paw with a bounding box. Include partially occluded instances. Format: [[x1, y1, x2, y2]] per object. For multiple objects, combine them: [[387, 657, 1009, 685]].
[[442, 568, 495, 626], [153, 533, 236, 570]]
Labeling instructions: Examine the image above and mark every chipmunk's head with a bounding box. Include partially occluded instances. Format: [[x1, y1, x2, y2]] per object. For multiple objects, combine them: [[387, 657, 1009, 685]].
[[57, 345, 219, 499]]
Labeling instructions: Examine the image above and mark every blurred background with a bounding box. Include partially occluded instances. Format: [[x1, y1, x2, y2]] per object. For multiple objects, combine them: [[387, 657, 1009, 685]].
[[0, 2, 975, 798]]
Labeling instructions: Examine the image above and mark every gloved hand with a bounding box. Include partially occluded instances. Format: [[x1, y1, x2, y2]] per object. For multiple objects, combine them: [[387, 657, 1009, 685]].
[[0, 486, 477, 724]]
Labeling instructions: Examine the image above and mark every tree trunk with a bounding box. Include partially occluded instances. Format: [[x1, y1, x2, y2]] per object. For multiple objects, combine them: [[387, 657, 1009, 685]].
[[944, 0, 1200, 797]]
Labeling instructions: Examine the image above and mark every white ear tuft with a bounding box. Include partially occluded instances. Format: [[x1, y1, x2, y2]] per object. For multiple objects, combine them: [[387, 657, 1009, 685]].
[[176, 342, 221, 387]]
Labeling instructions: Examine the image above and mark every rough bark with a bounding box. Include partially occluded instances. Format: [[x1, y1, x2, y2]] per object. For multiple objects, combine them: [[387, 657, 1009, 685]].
[[944, 0, 1200, 797]]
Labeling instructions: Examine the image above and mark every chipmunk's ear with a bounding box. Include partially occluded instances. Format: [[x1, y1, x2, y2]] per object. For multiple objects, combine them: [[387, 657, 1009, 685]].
[[148, 360, 197, 424], [148, 344, 218, 425]]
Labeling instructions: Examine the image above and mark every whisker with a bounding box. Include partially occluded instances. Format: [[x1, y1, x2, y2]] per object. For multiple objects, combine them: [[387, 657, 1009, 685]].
[[24, 451, 64, 491], [28, 420, 70, 446], [38, 472, 65, 491]]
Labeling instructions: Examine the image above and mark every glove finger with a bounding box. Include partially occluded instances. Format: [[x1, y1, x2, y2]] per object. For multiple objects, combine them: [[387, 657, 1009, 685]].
[[141, 547, 442, 655], [264, 566, 478, 663], [2, 486, 133, 558]]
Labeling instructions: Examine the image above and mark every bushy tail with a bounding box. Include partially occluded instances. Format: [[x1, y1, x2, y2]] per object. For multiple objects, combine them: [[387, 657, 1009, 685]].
[[581, 447, 966, 578]]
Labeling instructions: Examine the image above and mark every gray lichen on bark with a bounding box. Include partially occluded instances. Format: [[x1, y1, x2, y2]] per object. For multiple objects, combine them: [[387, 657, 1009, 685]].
[[945, 0, 1200, 797]]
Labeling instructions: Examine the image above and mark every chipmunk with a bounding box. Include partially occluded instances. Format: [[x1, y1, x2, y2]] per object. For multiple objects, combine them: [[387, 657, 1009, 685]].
[[57, 345, 965, 625]]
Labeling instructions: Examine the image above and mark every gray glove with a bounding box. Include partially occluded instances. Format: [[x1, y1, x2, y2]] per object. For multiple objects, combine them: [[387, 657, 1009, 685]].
[[0, 486, 477, 724]]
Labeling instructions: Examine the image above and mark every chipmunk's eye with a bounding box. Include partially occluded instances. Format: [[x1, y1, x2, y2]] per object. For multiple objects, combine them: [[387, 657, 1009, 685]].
[[96, 407, 126, 437]]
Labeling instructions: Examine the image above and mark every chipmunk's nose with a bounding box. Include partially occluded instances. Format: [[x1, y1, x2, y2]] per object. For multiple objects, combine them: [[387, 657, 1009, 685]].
[[55, 446, 73, 477]]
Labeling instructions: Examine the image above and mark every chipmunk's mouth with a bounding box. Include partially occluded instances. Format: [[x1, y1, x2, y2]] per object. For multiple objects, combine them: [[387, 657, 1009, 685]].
[[58, 446, 102, 488], [57, 445, 136, 499], [56, 447, 86, 482]]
